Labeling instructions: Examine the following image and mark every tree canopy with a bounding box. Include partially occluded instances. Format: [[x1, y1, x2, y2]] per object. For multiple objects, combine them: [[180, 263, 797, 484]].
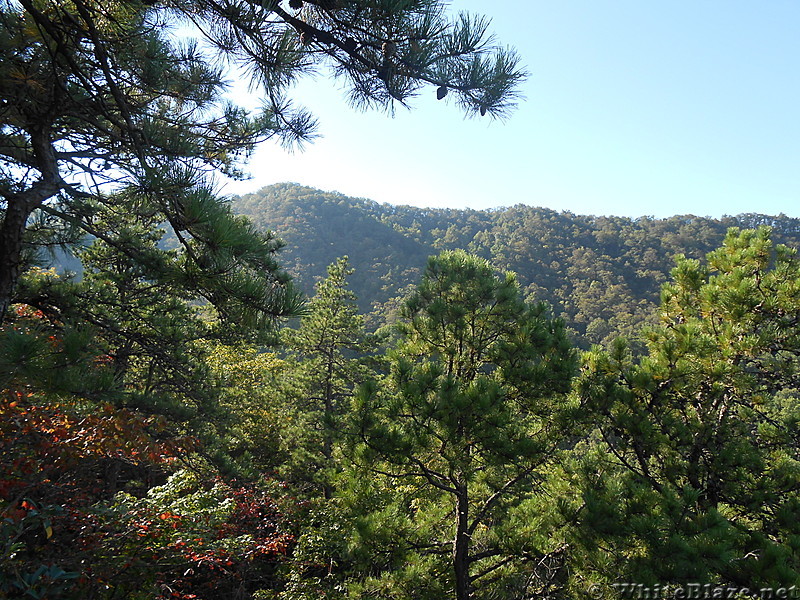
[[350, 250, 577, 599], [5, 2, 800, 599], [572, 227, 800, 592], [232, 183, 800, 348], [0, 3, 526, 597], [0, 0, 525, 323]]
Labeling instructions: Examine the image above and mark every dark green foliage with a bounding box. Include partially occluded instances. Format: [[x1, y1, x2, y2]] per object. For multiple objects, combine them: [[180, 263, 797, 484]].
[[281, 257, 377, 495], [5, 202, 255, 467], [1, 0, 524, 323], [6, 2, 800, 596], [0, 2, 529, 598], [348, 250, 578, 599], [0, 0, 304, 327], [571, 227, 800, 592]]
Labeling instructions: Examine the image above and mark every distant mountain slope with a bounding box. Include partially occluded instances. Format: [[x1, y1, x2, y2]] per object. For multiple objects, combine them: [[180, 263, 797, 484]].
[[233, 183, 433, 317], [232, 183, 800, 348]]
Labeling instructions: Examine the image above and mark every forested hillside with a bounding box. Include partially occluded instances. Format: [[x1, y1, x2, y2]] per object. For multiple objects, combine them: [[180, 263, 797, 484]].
[[234, 183, 800, 347], [4, 2, 800, 599]]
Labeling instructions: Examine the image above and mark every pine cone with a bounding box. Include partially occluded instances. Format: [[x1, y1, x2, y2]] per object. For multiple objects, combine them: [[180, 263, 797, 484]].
[[382, 41, 397, 58]]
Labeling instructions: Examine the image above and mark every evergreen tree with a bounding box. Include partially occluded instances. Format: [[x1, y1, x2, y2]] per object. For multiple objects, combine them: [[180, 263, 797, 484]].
[[0, 0, 525, 321], [350, 250, 577, 600], [0, 3, 524, 595], [282, 257, 375, 496], [9, 201, 253, 467], [572, 227, 800, 593]]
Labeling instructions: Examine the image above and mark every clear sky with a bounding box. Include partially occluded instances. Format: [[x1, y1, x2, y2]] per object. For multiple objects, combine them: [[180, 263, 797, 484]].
[[219, 1, 800, 219]]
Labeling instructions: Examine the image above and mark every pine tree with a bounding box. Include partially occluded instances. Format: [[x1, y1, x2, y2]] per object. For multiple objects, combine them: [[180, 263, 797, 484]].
[[572, 227, 800, 593], [0, 0, 525, 322], [282, 257, 375, 496], [350, 250, 577, 600]]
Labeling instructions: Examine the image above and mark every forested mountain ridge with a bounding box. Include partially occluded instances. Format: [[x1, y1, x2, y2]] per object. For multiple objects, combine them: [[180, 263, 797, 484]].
[[233, 182, 800, 347], [12, 1, 800, 596]]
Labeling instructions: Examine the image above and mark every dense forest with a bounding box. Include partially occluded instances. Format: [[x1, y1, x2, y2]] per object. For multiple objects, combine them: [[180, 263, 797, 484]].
[[234, 182, 800, 348], [2, 1, 800, 600], [7, 222, 800, 599]]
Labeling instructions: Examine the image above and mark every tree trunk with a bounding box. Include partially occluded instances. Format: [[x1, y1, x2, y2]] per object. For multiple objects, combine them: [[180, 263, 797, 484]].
[[454, 482, 471, 600], [322, 351, 335, 499], [0, 197, 34, 322], [0, 128, 62, 322]]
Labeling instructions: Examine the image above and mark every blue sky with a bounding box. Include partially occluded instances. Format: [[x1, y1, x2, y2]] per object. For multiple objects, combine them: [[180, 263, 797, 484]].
[[220, 1, 800, 219]]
